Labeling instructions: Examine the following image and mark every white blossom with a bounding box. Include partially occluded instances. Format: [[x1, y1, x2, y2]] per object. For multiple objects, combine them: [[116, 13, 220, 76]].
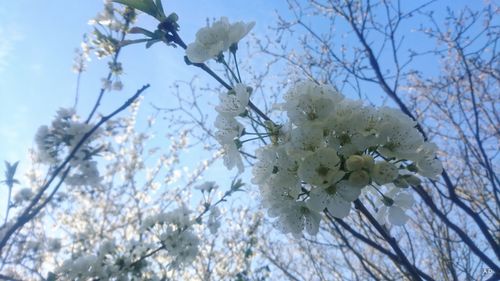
[[13, 188, 34, 203], [194, 181, 218, 192], [186, 17, 255, 63], [65, 160, 101, 187], [214, 102, 245, 173], [252, 146, 278, 185], [112, 80, 123, 91], [220, 143, 245, 173], [376, 107, 424, 159], [375, 188, 415, 226], [207, 207, 221, 234], [415, 143, 443, 179], [215, 84, 250, 117], [371, 161, 399, 185], [307, 181, 361, 218], [35, 125, 58, 163], [101, 78, 112, 91], [286, 125, 324, 157], [297, 147, 344, 188], [273, 200, 321, 238], [284, 82, 343, 126], [47, 238, 62, 252]]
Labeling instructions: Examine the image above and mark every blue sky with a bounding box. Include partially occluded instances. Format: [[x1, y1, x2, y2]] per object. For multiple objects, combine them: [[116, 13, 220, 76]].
[[0, 0, 476, 170], [1, 1, 495, 278], [0, 1, 295, 222], [0, 0, 288, 188], [0, 0, 483, 215]]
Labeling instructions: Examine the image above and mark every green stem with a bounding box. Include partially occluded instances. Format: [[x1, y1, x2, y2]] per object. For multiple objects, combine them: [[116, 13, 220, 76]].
[[221, 58, 240, 84], [168, 28, 272, 122], [232, 51, 242, 83]]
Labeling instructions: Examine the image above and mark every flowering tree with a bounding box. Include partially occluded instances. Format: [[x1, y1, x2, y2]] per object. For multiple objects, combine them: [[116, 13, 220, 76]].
[[253, 1, 500, 280], [0, 0, 498, 280]]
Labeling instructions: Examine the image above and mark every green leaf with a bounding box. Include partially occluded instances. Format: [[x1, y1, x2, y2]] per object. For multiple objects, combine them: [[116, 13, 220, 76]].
[[145, 39, 161, 48], [128, 26, 155, 37], [119, 38, 151, 47], [112, 0, 161, 20], [93, 28, 106, 40], [4, 161, 19, 187], [155, 0, 167, 21]]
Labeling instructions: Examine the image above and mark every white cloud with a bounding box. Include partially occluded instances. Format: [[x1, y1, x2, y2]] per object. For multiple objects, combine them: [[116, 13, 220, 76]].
[[0, 25, 22, 72]]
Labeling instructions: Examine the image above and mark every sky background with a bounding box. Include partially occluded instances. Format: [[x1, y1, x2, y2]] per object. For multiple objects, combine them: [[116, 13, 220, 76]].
[[1, 2, 496, 278], [0, 0, 292, 203], [0, 0, 481, 217], [0, 0, 476, 165]]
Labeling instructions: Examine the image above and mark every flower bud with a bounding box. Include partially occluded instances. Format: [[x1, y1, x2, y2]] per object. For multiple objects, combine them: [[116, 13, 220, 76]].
[[393, 177, 409, 188], [167, 12, 179, 22], [403, 174, 422, 186], [346, 155, 364, 171], [361, 155, 374, 171], [348, 170, 370, 187]]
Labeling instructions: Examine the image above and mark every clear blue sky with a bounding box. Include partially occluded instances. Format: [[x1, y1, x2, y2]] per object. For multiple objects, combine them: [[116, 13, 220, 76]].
[[0, 0, 287, 190], [0, 0, 479, 210]]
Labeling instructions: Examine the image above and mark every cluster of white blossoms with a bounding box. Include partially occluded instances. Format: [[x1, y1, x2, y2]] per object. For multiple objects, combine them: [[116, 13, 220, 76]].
[[13, 187, 34, 204], [35, 108, 102, 187], [186, 17, 256, 173], [87, 0, 131, 58], [140, 206, 200, 268], [57, 239, 155, 280], [252, 81, 443, 237], [58, 207, 200, 279], [194, 181, 218, 192], [194, 181, 222, 234], [186, 17, 255, 63], [88, 0, 125, 32], [214, 84, 251, 173], [206, 206, 222, 234]]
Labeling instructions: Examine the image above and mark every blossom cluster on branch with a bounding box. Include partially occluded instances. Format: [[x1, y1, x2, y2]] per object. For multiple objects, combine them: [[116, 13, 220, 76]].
[[186, 17, 255, 63], [35, 108, 103, 187], [3, 0, 472, 279], [214, 84, 251, 173], [181, 14, 443, 236], [57, 206, 200, 279], [248, 81, 443, 236]]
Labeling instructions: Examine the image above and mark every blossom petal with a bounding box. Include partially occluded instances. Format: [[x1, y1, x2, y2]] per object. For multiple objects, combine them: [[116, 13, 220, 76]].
[[186, 42, 210, 63], [375, 206, 388, 225], [326, 196, 351, 218], [394, 192, 414, 209], [307, 187, 328, 212], [336, 181, 361, 202], [388, 206, 410, 225], [305, 210, 321, 235]]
